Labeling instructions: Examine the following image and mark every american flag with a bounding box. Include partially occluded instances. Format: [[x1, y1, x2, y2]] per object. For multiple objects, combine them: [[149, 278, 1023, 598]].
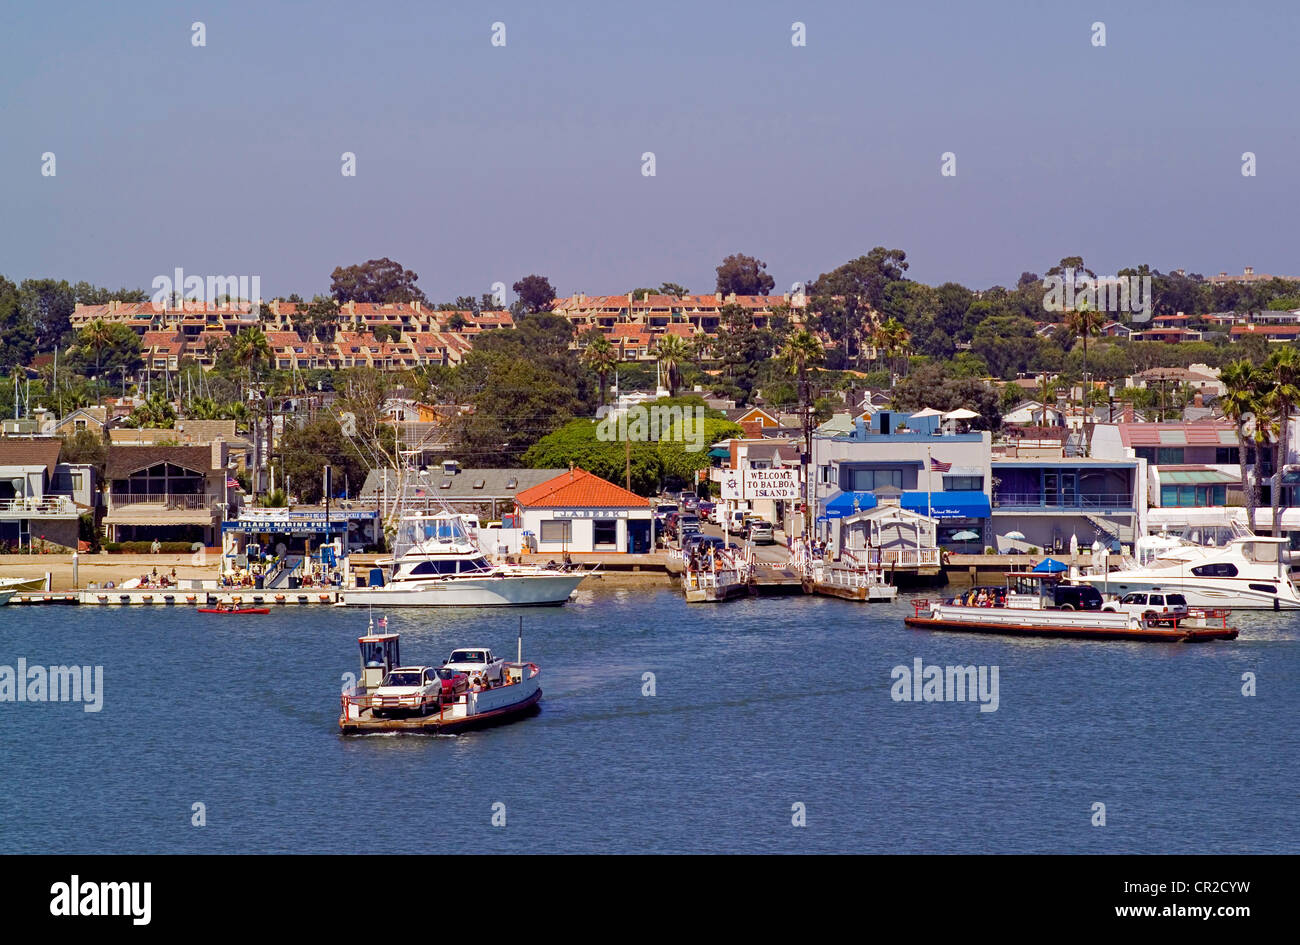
[[376, 616, 387, 629], [929, 457, 952, 473], [226, 477, 240, 488]]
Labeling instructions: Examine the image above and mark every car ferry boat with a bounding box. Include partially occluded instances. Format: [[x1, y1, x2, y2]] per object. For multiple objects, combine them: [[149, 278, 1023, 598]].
[[339, 512, 586, 608], [906, 571, 1238, 642], [338, 619, 542, 734]]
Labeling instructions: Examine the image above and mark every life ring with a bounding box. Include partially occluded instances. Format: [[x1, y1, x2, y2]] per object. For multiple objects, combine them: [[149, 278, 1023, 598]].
[[319, 594, 331, 603], [163, 595, 175, 603], [142, 595, 153, 603], [275, 594, 286, 603], [297, 595, 308, 604], [185, 595, 197, 604], [97, 594, 108, 603]]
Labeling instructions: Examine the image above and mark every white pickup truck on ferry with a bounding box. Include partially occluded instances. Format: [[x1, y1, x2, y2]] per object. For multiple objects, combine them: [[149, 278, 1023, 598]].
[[444, 647, 505, 686]]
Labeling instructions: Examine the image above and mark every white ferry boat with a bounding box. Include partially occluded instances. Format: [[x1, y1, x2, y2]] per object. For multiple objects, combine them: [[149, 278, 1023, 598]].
[[339, 620, 542, 733], [1078, 535, 1300, 610], [906, 572, 1238, 642], [339, 513, 586, 607]]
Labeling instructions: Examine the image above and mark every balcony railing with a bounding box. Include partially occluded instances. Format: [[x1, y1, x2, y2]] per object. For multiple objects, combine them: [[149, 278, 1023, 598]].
[[107, 493, 222, 510], [992, 493, 1132, 510], [0, 496, 77, 515]]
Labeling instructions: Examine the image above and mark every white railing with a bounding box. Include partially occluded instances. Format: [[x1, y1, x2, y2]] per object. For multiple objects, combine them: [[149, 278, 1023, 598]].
[[108, 493, 222, 510], [0, 496, 76, 515], [876, 548, 941, 567], [813, 564, 889, 589]]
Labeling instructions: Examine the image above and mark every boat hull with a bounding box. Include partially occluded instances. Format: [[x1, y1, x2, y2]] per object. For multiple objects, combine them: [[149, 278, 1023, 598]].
[[338, 573, 584, 607], [906, 605, 1237, 642], [340, 678, 543, 734]]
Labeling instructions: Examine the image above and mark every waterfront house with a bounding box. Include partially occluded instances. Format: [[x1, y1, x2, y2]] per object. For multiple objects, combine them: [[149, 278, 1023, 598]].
[[1089, 421, 1244, 535], [991, 439, 1145, 554], [513, 467, 654, 554], [360, 465, 564, 523], [102, 442, 233, 546], [0, 438, 83, 550], [810, 413, 992, 552]]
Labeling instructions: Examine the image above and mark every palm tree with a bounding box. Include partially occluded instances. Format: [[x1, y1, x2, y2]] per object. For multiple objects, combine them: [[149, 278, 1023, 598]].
[[654, 334, 688, 396], [580, 334, 619, 405], [779, 328, 826, 432], [230, 326, 271, 396], [1220, 359, 1264, 528], [1065, 299, 1106, 412], [876, 318, 911, 381], [1265, 347, 1300, 538], [80, 318, 114, 406]]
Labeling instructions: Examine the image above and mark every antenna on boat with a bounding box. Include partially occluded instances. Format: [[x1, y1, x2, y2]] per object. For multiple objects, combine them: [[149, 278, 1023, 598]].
[[518, 614, 523, 665]]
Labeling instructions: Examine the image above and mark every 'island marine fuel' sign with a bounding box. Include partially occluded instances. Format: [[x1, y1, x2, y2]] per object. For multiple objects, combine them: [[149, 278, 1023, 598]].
[[743, 468, 800, 499]]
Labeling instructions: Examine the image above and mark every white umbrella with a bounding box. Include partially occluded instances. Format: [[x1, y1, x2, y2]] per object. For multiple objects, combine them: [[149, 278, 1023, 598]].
[[951, 529, 980, 541], [910, 407, 943, 418], [1004, 530, 1026, 541], [943, 408, 980, 420]]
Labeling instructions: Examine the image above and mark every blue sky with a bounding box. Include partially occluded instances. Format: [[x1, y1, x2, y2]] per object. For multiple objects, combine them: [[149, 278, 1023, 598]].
[[3, 0, 1298, 301]]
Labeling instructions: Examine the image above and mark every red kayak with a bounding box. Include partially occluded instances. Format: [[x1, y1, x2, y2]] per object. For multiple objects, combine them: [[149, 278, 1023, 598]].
[[198, 606, 270, 615]]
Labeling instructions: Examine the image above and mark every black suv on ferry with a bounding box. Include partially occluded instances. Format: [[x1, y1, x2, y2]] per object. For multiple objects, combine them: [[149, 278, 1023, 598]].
[[1052, 584, 1103, 610]]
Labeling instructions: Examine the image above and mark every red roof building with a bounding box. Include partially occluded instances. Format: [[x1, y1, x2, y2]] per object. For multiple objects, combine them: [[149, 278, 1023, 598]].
[[514, 468, 653, 553]]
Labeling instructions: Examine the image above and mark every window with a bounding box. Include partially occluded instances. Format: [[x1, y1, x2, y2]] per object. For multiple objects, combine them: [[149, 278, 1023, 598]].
[[539, 520, 571, 543], [849, 468, 903, 491], [819, 465, 834, 485], [1134, 446, 1185, 465], [1215, 447, 1239, 464], [943, 476, 984, 491], [593, 520, 618, 547], [1248, 583, 1277, 594], [1124, 593, 1148, 605], [1191, 562, 1238, 577]]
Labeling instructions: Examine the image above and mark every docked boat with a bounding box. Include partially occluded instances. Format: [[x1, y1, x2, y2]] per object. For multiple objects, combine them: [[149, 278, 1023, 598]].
[[197, 604, 270, 615], [339, 513, 586, 607], [681, 546, 751, 603], [0, 574, 51, 595], [0, 588, 16, 607], [1078, 535, 1300, 610], [339, 620, 542, 734], [906, 572, 1238, 642]]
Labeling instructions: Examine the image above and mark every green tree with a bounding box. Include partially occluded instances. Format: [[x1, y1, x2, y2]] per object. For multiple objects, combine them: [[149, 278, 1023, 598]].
[[715, 253, 775, 296], [654, 334, 688, 396], [1220, 359, 1265, 526], [330, 257, 427, 304], [1265, 347, 1300, 537], [512, 275, 556, 314], [580, 333, 619, 405]]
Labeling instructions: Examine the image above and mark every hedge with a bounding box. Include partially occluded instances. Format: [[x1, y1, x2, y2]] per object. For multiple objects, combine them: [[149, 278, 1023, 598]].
[[102, 541, 203, 554]]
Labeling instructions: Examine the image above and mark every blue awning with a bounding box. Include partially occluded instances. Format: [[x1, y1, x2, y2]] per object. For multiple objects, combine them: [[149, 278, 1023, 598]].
[[900, 490, 991, 520], [823, 491, 878, 519], [1032, 557, 1068, 573]]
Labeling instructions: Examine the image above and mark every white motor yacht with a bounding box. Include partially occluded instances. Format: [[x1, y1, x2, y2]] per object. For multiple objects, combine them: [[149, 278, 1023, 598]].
[[339, 513, 585, 607], [1079, 535, 1300, 610]]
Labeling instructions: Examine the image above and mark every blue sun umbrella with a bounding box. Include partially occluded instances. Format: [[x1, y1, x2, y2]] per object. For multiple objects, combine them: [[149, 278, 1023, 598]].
[[1032, 557, 1068, 573]]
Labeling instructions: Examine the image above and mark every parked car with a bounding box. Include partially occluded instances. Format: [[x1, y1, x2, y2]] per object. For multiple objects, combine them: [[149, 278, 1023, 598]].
[[443, 647, 505, 686], [663, 511, 681, 539], [1101, 591, 1189, 623], [434, 666, 469, 699], [654, 503, 679, 524], [697, 501, 715, 519], [1051, 584, 1104, 611], [372, 666, 442, 717], [747, 520, 775, 544], [677, 515, 701, 540]]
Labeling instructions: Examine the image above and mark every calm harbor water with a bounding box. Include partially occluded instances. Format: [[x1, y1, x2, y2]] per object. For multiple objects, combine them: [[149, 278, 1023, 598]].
[[2, 585, 1296, 854]]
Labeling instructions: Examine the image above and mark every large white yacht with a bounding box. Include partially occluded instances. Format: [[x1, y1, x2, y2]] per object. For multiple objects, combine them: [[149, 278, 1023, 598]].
[[1079, 534, 1300, 610], [339, 513, 586, 607]]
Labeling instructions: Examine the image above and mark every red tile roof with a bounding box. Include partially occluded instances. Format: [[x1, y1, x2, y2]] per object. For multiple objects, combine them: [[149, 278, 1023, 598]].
[[514, 467, 649, 507], [1117, 421, 1237, 448]]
